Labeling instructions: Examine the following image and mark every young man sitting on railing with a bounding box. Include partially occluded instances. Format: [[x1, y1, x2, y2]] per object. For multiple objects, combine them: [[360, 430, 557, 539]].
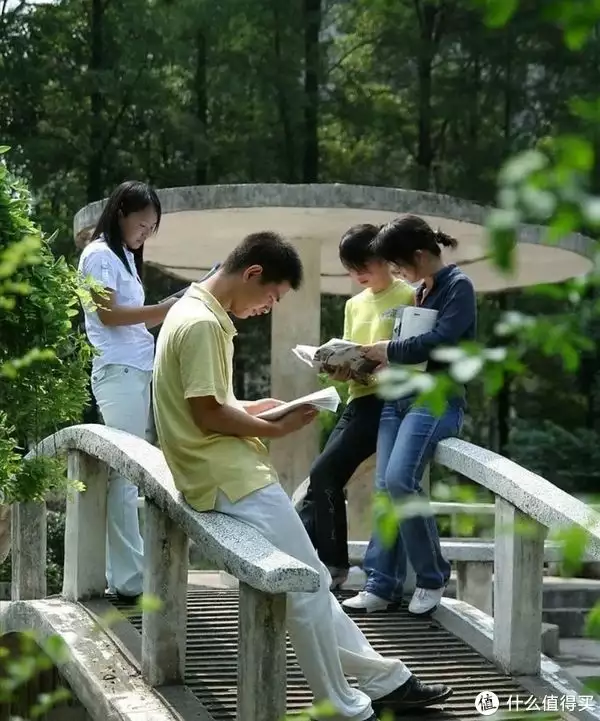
[[152, 231, 452, 721]]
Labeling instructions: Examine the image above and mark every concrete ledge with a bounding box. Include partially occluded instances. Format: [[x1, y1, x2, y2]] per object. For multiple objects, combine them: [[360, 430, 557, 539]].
[[348, 539, 597, 565], [435, 598, 600, 721], [435, 439, 600, 560], [0, 599, 185, 721], [29, 425, 319, 595]]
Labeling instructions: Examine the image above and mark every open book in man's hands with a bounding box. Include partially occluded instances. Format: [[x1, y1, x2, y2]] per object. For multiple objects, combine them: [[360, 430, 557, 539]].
[[256, 386, 341, 421], [292, 339, 378, 384]]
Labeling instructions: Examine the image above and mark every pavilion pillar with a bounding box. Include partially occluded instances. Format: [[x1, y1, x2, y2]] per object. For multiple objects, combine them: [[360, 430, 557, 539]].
[[270, 241, 321, 496]]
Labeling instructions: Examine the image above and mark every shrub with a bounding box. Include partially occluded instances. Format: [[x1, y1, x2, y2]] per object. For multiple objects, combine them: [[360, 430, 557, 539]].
[[0, 146, 91, 503]]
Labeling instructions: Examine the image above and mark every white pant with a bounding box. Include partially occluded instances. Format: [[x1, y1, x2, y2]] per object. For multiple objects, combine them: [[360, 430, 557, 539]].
[[92, 364, 152, 596], [216, 483, 411, 721]]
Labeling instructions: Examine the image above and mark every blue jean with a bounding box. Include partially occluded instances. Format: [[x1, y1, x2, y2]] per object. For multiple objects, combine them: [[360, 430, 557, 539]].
[[364, 397, 464, 602]]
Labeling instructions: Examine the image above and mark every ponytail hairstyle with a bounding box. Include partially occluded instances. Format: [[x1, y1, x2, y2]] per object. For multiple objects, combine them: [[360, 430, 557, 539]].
[[91, 180, 161, 279], [371, 214, 458, 267]]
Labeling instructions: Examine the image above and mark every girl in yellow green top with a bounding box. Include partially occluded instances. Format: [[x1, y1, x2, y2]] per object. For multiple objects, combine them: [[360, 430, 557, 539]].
[[298, 223, 415, 589]]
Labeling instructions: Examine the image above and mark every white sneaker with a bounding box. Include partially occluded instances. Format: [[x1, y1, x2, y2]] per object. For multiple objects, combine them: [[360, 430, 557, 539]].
[[408, 586, 444, 615], [342, 591, 392, 613]]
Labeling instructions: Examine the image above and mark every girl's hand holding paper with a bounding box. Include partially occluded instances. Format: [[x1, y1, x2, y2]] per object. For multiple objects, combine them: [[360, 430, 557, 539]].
[[361, 341, 389, 371]]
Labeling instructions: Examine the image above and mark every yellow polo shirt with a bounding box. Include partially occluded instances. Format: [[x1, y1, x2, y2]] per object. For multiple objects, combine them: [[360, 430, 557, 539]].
[[152, 284, 275, 511], [344, 279, 415, 402]]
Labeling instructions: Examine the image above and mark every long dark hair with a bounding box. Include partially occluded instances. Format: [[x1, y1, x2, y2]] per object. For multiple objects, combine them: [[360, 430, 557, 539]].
[[91, 181, 161, 279], [372, 214, 458, 266]]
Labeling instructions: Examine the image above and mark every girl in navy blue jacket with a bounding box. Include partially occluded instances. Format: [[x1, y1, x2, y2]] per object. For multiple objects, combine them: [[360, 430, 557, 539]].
[[343, 215, 477, 616]]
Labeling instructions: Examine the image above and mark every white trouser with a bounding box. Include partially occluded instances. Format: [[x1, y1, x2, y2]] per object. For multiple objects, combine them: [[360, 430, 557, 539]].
[[215, 483, 411, 721], [92, 364, 152, 596]]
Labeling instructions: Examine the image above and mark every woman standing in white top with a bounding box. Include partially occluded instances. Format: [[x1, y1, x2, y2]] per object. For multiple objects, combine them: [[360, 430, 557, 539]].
[[78, 181, 177, 604]]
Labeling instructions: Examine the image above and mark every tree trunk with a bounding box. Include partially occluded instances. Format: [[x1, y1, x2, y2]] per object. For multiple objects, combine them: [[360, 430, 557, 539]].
[[272, 1, 296, 182], [194, 29, 208, 185], [414, 1, 441, 191], [303, 0, 320, 183], [87, 0, 104, 201]]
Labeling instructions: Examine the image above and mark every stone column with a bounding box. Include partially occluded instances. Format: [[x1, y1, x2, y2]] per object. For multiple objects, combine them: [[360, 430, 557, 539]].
[[270, 240, 321, 496]]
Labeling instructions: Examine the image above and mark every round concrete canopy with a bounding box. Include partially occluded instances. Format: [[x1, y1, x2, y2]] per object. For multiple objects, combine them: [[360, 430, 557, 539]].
[[73, 183, 595, 294]]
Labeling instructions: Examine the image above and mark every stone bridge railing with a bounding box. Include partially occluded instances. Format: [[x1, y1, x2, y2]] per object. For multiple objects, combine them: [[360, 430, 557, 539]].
[[346, 439, 600, 676], [13, 424, 320, 721], [8, 426, 600, 714]]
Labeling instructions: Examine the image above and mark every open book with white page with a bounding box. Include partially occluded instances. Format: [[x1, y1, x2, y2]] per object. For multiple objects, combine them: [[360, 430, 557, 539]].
[[256, 386, 341, 421], [291, 306, 439, 380]]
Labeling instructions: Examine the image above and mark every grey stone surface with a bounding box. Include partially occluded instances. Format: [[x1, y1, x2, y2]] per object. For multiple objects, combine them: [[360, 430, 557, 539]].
[[11, 501, 46, 600], [456, 560, 493, 615], [237, 583, 287, 721], [63, 451, 109, 601], [0, 504, 11, 565], [142, 499, 189, 687], [494, 500, 546, 675], [435, 438, 600, 560], [73, 183, 596, 261], [348, 538, 596, 565], [0, 599, 186, 721], [435, 598, 600, 721], [29, 424, 320, 595]]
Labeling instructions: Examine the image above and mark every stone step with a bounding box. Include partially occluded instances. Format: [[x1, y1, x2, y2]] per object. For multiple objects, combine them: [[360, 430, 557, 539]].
[[543, 608, 592, 638]]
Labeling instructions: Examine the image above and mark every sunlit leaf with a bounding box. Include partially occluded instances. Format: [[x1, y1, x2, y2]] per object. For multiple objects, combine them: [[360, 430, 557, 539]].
[[553, 525, 589, 576], [565, 23, 591, 51], [499, 150, 547, 186], [584, 602, 600, 639], [137, 594, 163, 613], [450, 356, 484, 383]]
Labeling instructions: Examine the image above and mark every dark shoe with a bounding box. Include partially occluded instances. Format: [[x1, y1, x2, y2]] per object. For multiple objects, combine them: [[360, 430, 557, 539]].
[[372, 675, 453, 712], [328, 566, 349, 591], [115, 591, 141, 606]]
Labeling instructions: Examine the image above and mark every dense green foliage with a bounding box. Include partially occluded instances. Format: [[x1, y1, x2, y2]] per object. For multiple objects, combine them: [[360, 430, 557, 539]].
[[0, 148, 91, 503], [1, 0, 600, 717], [4, 0, 599, 492]]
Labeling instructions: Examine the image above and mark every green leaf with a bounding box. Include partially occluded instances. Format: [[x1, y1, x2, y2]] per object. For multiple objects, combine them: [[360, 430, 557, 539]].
[[584, 601, 600, 639], [42, 635, 70, 665], [499, 150, 547, 186], [546, 206, 579, 243], [373, 493, 399, 548], [569, 97, 600, 122], [553, 525, 589, 576], [479, 0, 518, 27], [137, 594, 163, 613], [0, 146, 10, 155], [450, 356, 484, 383], [565, 23, 591, 51], [486, 211, 517, 273]]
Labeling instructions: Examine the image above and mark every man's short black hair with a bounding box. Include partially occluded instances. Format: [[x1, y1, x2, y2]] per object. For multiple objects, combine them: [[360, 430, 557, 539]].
[[222, 231, 303, 290], [338, 223, 381, 271]]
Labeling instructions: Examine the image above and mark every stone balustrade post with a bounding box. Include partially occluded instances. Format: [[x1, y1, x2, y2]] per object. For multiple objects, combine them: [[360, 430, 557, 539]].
[[11, 500, 47, 600], [63, 450, 109, 601], [493, 497, 546, 674], [237, 583, 287, 721], [141, 499, 189, 686]]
